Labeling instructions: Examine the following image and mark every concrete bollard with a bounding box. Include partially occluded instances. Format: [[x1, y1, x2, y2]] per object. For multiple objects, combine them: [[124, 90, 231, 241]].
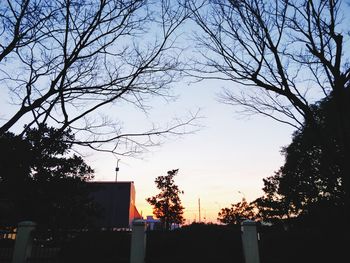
[[130, 219, 147, 263], [241, 220, 260, 263], [12, 221, 37, 263]]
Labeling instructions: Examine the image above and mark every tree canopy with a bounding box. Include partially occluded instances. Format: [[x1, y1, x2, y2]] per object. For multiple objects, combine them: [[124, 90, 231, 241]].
[[217, 198, 257, 225], [255, 91, 349, 224], [0, 0, 196, 155], [0, 124, 98, 228], [188, 0, 350, 127], [146, 169, 185, 230]]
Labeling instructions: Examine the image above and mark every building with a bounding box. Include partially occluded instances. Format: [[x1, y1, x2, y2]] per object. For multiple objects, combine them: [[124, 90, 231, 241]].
[[145, 216, 161, 231], [89, 181, 142, 229]]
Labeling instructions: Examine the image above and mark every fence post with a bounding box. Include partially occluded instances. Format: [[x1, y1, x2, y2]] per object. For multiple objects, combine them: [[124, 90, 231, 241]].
[[130, 219, 146, 263], [241, 220, 260, 263], [12, 221, 36, 263]]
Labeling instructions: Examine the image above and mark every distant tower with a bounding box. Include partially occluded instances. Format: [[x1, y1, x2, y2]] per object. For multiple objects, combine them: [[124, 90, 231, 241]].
[[115, 159, 120, 181], [198, 198, 201, 222]]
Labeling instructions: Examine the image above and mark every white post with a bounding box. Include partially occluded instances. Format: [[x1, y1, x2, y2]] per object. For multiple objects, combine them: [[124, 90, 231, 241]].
[[130, 219, 146, 263], [241, 220, 260, 263], [12, 221, 36, 263]]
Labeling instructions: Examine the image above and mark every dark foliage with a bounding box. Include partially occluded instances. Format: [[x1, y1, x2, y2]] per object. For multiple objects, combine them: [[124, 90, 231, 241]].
[[258, 225, 348, 263], [0, 124, 98, 228], [146, 223, 243, 263], [59, 230, 131, 263], [255, 92, 350, 224], [217, 198, 258, 225]]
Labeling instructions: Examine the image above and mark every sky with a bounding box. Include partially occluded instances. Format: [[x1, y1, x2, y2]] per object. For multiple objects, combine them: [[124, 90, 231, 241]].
[[0, 57, 295, 225], [77, 8, 298, 224], [0, 1, 304, 225], [85, 79, 295, 224]]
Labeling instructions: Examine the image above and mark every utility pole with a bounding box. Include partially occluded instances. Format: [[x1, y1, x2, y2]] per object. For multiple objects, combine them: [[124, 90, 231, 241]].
[[115, 159, 120, 182], [115, 159, 121, 229], [198, 198, 201, 223]]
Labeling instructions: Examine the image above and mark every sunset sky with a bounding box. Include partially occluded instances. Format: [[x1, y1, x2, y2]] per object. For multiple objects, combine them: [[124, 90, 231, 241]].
[[0, 51, 296, 224], [110, 1, 349, 224], [87, 78, 295, 223]]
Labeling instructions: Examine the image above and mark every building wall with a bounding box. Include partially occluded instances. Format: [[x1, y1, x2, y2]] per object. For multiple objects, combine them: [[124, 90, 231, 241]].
[[89, 182, 139, 228]]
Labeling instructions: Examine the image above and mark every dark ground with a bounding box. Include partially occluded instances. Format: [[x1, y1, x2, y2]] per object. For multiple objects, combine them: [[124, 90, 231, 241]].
[[1, 223, 347, 263]]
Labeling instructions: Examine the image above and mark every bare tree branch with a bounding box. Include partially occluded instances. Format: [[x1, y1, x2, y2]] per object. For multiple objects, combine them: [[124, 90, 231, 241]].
[[186, 0, 350, 128], [0, 0, 196, 155], [186, 0, 350, 213]]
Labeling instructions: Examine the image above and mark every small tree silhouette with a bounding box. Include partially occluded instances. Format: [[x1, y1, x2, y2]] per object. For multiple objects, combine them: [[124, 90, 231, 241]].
[[217, 199, 257, 225], [146, 169, 185, 230]]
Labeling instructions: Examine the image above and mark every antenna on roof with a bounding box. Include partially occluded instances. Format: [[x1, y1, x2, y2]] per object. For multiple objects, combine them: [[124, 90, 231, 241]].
[[115, 159, 120, 182]]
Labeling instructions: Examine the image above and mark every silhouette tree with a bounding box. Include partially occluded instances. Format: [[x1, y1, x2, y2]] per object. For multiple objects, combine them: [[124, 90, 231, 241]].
[[146, 169, 185, 230], [187, 0, 350, 217], [0, 124, 98, 228], [217, 198, 257, 225], [0, 0, 196, 155], [255, 92, 349, 224], [253, 174, 294, 224]]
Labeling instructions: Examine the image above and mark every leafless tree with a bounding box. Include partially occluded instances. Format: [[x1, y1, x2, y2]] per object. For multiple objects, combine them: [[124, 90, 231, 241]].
[[187, 0, 350, 215], [187, 0, 349, 127], [0, 0, 197, 155]]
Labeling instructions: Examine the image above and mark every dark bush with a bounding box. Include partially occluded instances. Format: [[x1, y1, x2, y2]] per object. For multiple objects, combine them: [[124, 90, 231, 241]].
[[146, 223, 244, 263], [59, 230, 131, 263], [259, 226, 348, 263]]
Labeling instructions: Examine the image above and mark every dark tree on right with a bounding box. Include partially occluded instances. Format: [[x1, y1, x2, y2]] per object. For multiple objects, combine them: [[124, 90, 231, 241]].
[[255, 92, 349, 225], [187, 0, 350, 220]]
